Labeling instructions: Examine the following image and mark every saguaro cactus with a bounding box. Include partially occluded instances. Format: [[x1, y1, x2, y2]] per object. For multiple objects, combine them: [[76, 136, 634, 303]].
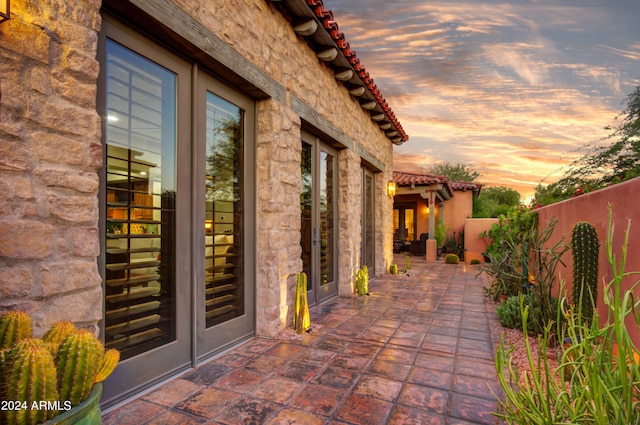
[[4, 339, 60, 425], [571, 221, 599, 323]]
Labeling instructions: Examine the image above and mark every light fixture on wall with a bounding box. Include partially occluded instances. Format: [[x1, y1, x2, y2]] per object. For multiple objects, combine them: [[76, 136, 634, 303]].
[[0, 0, 10, 23], [387, 181, 396, 197]]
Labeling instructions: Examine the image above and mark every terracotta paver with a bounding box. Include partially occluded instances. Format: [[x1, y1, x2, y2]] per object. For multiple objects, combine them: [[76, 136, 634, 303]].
[[103, 258, 505, 424]]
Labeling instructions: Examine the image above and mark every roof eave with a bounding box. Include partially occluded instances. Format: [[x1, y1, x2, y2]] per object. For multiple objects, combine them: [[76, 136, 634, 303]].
[[270, 0, 409, 145]]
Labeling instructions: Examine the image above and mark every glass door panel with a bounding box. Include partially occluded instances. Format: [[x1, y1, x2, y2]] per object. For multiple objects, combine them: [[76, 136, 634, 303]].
[[104, 39, 177, 360], [300, 142, 313, 292], [319, 151, 335, 291], [362, 168, 375, 275], [204, 92, 243, 328]]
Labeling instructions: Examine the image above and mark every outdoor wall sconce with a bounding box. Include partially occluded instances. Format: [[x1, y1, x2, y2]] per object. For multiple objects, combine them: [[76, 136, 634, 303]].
[[387, 181, 396, 197], [0, 0, 10, 23]]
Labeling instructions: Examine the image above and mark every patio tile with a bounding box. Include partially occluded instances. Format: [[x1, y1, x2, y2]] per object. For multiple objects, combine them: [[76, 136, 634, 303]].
[[313, 366, 360, 390], [353, 375, 403, 402], [377, 346, 418, 365], [248, 376, 303, 404], [453, 374, 500, 399], [145, 409, 207, 424], [243, 354, 288, 373], [388, 337, 422, 348], [289, 383, 345, 416], [449, 393, 499, 425], [214, 351, 254, 368], [103, 399, 164, 425], [141, 378, 205, 407], [263, 342, 306, 358], [330, 353, 372, 372], [407, 366, 452, 390], [299, 346, 339, 364], [276, 360, 323, 382], [397, 383, 449, 415], [368, 359, 412, 381], [415, 353, 455, 373], [213, 397, 281, 425], [334, 394, 393, 425], [213, 369, 267, 392], [387, 405, 446, 425], [181, 362, 233, 386], [342, 342, 383, 358], [176, 387, 242, 419], [266, 407, 326, 425]]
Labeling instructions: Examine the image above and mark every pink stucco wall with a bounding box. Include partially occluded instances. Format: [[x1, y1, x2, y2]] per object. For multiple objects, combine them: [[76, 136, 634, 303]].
[[445, 191, 475, 235], [536, 177, 640, 345], [464, 218, 499, 264]]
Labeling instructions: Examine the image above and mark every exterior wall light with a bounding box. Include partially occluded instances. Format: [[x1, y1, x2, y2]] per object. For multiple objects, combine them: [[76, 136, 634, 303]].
[[0, 0, 9, 23], [387, 181, 396, 197]]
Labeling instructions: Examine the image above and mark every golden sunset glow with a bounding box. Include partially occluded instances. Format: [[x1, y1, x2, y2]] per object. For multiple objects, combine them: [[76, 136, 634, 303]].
[[324, 0, 640, 198]]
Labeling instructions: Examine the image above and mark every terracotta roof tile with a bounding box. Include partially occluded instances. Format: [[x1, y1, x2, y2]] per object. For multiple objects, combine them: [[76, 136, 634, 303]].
[[276, 0, 408, 144]]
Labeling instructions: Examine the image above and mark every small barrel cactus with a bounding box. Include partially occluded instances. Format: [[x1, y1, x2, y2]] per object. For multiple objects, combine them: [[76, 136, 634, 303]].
[[571, 221, 599, 323], [56, 329, 105, 406], [95, 349, 121, 383], [445, 253, 460, 264], [389, 264, 398, 275], [5, 338, 60, 425], [0, 311, 32, 349]]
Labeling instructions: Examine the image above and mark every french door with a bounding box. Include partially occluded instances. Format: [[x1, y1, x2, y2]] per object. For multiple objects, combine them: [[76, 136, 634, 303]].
[[100, 18, 254, 406], [300, 131, 338, 306]]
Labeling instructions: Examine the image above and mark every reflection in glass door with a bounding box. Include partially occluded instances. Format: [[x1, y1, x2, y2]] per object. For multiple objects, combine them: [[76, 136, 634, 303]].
[[104, 39, 178, 360], [196, 73, 254, 358], [300, 134, 338, 306], [362, 168, 376, 275]]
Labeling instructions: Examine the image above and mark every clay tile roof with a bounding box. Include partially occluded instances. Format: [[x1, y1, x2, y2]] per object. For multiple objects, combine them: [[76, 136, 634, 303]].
[[393, 171, 447, 186], [393, 171, 454, 198], [273, 0, 408, 144], [450, 181, 482, 193]]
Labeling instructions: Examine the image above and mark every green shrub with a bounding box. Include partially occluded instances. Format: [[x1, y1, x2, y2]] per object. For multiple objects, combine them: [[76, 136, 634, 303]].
[[496, 293, 544, 334], [445, 253, 459, 264], [470, 258, 481, 265]]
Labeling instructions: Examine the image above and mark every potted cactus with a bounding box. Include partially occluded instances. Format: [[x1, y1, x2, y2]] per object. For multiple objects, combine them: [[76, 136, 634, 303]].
[[0, 311, 119, 425]]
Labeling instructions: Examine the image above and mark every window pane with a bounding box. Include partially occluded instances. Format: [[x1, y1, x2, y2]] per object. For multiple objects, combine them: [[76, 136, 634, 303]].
[[320, 151, 334, 285], [104, 40, 177, 360], [204, 92, 243, 328], [300, 142, 312, 290]]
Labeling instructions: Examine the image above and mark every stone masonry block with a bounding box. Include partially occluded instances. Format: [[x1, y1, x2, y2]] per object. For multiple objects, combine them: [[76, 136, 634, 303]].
[[0, 266, 33, 298], [0, 221, 53, 259]]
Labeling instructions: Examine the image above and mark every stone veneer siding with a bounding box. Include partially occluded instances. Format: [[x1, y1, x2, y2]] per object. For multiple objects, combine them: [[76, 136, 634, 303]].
[[0, 1, 103, 335], [0, 0, 395, 339]]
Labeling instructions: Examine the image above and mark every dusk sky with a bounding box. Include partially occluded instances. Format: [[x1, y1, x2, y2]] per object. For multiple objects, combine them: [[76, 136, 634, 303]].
[[322, 0, 640, 199]]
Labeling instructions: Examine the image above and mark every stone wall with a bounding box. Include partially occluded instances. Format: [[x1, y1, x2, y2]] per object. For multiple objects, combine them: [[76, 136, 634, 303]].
[[0, 1, 103, 335]]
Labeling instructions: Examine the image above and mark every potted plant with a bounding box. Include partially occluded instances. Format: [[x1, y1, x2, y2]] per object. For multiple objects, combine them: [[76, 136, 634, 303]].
[[0, 311, 119, 425]]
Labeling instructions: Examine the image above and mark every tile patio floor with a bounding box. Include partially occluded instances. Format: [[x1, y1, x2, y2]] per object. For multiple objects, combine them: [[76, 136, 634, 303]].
[[102, 257, 505, 425]]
